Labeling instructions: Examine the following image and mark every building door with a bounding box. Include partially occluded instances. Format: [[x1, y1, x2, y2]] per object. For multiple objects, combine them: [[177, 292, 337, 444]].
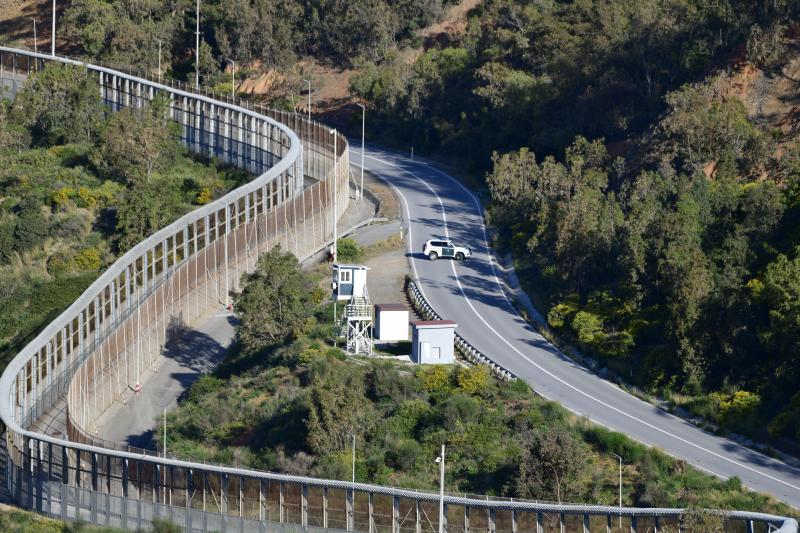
[[421, 342, 430, 362]]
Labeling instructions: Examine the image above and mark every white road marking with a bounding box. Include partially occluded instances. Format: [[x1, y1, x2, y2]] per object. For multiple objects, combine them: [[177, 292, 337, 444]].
[[357, 149, 800, 497]]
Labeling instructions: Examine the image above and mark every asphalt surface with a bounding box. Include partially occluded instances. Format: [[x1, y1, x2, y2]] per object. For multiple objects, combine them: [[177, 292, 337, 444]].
[[97, 312, 236, 449], [352, 144, 800, 508]]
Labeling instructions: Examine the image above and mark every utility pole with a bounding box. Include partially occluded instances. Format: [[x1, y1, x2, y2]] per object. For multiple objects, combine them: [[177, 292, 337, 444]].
[[32, 19, 38, 54], [156, 38, 162, 82], [351, 434, 356, 483], [51, 0, 56, 56], [330, 128, 338, 259], [612, 453, 623, 530], [195, 0, 200, 88], [163, 407, 167, 459], [227, 59, 236, 97], [303, 79, 311, 122], [356, 103, 366, 199], [436, 445, 445, 533]]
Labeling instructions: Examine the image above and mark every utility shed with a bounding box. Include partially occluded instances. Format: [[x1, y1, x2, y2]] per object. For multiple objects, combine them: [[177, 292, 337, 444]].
[[375, 304, 409, 341], [411, 320, 457, 364], [332, 264, 369, 301]]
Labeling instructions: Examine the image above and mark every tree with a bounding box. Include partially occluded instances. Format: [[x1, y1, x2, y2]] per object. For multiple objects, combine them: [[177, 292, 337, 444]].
[[11, 63, 103, 145], [516, 426, 585, 503], [63, 0, 117, 57], [115, 179, 181, 250], [234, 246, 318, 352], [746, 23, 786, 73], [14, 199, 48, 252], [94, 96, 182, 186]]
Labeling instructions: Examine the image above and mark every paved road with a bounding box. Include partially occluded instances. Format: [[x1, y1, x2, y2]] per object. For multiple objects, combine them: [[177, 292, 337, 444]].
[[97, 313, 236, 449], [353, 144, 800, 508]]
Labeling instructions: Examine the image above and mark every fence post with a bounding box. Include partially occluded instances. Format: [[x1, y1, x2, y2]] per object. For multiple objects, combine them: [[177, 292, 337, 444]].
[[346, 488, 355, 531]]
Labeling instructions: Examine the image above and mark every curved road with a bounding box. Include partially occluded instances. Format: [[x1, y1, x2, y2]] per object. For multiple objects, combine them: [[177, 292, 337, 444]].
[[353, 144, 800, 508]]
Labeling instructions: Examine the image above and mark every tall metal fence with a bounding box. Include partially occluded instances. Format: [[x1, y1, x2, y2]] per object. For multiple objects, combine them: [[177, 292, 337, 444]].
[[0, 47, 796, 533]]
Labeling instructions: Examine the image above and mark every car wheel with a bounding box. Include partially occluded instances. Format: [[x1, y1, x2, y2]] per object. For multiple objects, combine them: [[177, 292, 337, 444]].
[[428, 251, 439, 261], [455, 252, 464, 261]]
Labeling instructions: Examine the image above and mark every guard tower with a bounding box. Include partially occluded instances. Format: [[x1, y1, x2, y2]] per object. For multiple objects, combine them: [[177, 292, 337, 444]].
[[333, 264, 373, 355]]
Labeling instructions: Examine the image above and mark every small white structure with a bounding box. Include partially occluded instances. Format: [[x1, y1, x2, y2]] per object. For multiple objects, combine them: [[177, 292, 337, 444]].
[[333, 264, 373, 355], [411, 320, 457, 364], [332, 264, 370, 301], [375, 304, 410, 342], [344, 296, 373, 355]]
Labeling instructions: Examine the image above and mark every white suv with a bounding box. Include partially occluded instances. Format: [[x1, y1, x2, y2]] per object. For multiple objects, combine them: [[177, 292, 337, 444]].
[[423, 239, 472, 261]]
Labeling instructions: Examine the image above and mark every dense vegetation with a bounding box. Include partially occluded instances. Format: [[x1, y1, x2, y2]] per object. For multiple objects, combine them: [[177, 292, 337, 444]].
[[161, 247, 789, 516], [25, 0, 800, 472], [350, 0, 800, 446], [63, 0, 456, 82], [350, 1, 798, 166], [0, 506, 179, 533], [478, 31, 800, 445], [0, 63, 246, 370]]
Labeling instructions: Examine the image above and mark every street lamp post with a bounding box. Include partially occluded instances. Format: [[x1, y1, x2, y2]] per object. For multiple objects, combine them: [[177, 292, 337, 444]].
[[356, 103, 366, 199], [51, 0, 56, 56], [195, 0, 200, 88], [330, 128, 338, 332], [303, 79, 311, 122], [32, 19, 38, 54], [436, 445, 445, 533], [611, 452, 623, 530]]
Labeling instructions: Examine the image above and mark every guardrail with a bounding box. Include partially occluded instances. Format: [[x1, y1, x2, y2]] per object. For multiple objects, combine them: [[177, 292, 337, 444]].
[[0, 46, 796, 533]]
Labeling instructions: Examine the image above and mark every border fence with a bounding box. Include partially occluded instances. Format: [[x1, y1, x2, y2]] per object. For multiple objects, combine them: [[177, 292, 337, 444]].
[[0, 47, 796, 533]]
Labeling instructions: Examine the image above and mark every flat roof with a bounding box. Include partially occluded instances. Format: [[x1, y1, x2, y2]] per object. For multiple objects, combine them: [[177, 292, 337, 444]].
[[412, 320, 457, 328], [333, 264, 370, 270], [375, 303, 408, 311]]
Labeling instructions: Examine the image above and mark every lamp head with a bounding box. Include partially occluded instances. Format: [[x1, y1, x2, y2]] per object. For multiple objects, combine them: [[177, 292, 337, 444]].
[[435, 456, 441, 464]]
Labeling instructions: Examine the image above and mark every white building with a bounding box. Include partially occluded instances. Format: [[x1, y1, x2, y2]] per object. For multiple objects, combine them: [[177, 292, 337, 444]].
[[374, 304, 410, 342], [411, 320, 457, 364]]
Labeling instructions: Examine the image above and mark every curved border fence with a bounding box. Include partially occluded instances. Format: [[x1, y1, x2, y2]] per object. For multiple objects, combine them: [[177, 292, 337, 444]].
[[0, 47, 796, 533]]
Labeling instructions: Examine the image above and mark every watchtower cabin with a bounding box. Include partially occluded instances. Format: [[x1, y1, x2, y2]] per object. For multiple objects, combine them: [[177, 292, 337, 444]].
[[332, 264, 370, 301], [333, 264, 373, 355]]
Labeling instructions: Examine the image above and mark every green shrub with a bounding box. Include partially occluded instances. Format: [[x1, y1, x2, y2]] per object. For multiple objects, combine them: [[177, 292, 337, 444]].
[[418, 365, 450, 393], [440, 393, 481, 430], [151, 518, 183, 533], [73, 248, 101, 271], [571, 310, 604, 345], [384, 437, 422, 470], [456, 365, 491, 396], [187, 375, 225, 403], [298, 346, 325, 365], [390, 399, 431, 437], [547, 302, 576, 329], [710, 390, 761, 430], [336, 238, 363, 262]]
